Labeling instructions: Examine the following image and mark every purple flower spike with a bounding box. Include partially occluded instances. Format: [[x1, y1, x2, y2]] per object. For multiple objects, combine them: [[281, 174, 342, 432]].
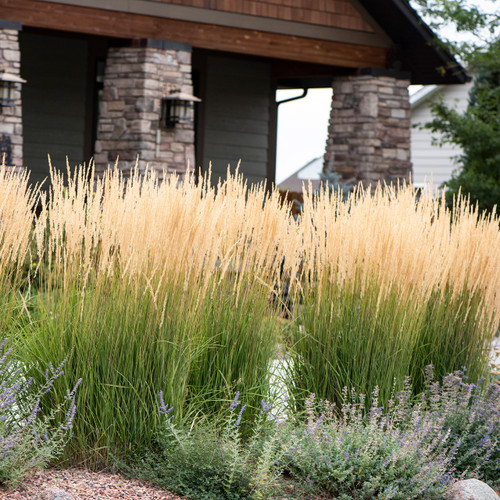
[[158, 391, 174, 416], [230, 391, 241, 410], [260, 400, 272, 413], [235, 404, 246, 426]]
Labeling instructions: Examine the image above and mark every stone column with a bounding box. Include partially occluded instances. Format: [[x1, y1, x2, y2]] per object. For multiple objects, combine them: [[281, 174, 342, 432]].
[[94, 40, 195, 179], [323, 70, 411, 187], [0, 23, 23, 170]]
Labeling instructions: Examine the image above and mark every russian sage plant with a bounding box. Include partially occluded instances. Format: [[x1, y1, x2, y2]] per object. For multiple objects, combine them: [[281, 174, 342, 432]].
[[280, 368, 500, 498], [120, 374, 499, 499], [121, 392, 284, 500], [0, 340, 80, 487], [280, 389, 456, 499], [417, 365, 500, 487]]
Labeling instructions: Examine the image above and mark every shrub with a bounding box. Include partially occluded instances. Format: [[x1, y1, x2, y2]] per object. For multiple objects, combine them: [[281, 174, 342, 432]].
[[280, 368, 500, 498], [417, 365, 500, 487], [423, 38, 500, 215], [121, 392, 284, 500], [0, 339, 79, 487], [122, 371, 500, 500], [280, 390, 456, 500]]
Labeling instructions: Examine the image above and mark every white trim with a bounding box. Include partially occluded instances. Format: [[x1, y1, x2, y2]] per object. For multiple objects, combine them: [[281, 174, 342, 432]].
[[410, 85, 438, 108]]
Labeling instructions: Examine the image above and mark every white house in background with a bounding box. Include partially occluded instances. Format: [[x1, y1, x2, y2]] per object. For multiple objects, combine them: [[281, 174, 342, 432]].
[[410, 82, 473, 191]]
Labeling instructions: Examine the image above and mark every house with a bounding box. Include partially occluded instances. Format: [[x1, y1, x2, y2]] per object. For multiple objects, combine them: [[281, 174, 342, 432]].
[[0, 0, 467, 188], [279, 156, 322, 192], [410, 82, 473, 191]]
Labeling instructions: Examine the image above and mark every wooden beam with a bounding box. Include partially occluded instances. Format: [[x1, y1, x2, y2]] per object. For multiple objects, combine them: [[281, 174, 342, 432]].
[[0, 0, 388, 68]]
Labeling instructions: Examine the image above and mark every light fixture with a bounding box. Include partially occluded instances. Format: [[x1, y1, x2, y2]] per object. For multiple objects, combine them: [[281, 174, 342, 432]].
[[161, 89, 201, 128], [0, 71, 26, 109]]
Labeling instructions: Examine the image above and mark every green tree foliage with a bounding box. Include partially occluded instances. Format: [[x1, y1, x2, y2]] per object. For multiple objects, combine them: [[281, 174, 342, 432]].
[[425, 40, 500, 213], [412, 1, 500, 214], [412, 0, 500, 62]]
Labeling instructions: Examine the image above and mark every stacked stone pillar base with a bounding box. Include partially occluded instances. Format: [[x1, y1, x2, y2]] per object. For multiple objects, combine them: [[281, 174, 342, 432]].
[[0, 27, 23, 170], [323, 73, 411, 188], [94, 42, 195, 180]]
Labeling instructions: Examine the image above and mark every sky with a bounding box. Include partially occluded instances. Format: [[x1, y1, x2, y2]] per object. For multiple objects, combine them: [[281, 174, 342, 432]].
[[275, 88, 332, 184], [274, 0, 498, 185]]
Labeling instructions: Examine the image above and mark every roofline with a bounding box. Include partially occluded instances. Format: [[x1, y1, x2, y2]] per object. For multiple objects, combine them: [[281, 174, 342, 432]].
[[394, 0, 469, 83], [358, 0, 470, 84], [299, 156, 322, 172], [278, 156, 322, 187], [410, 85, 438, 107]]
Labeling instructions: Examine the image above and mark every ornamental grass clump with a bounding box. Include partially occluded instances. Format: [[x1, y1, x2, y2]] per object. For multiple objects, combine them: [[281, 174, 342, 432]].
[[18, 162, 289, 466], [289, 182, 500, 409], [0, 163, 40, 333], [1, 160, 499, 471], [0, 339, 79, 487]]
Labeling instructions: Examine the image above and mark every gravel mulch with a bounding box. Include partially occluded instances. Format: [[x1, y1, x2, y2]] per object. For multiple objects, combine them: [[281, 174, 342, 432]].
[[0, 468, 189, 499]]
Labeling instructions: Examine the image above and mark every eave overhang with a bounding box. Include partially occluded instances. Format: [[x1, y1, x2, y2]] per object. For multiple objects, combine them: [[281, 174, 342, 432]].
[[359, 0, 469, 84]]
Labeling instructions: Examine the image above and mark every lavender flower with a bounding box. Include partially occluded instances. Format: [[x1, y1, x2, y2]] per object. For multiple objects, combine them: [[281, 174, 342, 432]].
[[0, 341, 80, 486], [158, 391, 173, 416], [61, 396, 77, 431], [235, 404, 246, 427], [260, 399, 272, 413], [230, 391, 240, 410]]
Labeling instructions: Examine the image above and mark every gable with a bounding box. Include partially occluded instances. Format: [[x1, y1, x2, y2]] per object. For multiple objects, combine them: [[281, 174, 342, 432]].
[[160, 0, 375, 32]]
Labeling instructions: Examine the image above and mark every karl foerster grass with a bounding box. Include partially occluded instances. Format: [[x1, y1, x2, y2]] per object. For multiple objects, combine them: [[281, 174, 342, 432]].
[[0, 163, 41, 333], [18, 164, 289, 466], [289, 182, 500, 408], [1, 162, 498, 466]]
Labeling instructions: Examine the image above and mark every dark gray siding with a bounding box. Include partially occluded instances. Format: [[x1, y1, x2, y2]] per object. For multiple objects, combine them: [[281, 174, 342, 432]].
[[201, 55, 271, 187], [20, 32, 88, 188]]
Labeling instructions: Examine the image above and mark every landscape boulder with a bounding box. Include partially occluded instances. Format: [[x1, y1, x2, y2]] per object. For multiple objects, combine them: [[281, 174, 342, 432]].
[[445, 479, 499, 500], [37, 486, 74, 500]]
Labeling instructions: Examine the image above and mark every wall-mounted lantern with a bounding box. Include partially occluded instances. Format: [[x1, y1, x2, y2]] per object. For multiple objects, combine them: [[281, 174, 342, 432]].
[[161, 89, 201, 128], [0, 71, 26, 110]]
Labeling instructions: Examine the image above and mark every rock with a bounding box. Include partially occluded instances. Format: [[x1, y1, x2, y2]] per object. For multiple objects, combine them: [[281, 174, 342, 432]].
[[445, 479, 500, 500], [37, 486, 74, 500]]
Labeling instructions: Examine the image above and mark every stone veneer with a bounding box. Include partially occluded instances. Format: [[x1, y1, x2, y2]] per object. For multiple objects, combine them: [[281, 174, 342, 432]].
[[94, 41, 195, 179], [323, 73, 411, 187], [0, 26, 23, 170]]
